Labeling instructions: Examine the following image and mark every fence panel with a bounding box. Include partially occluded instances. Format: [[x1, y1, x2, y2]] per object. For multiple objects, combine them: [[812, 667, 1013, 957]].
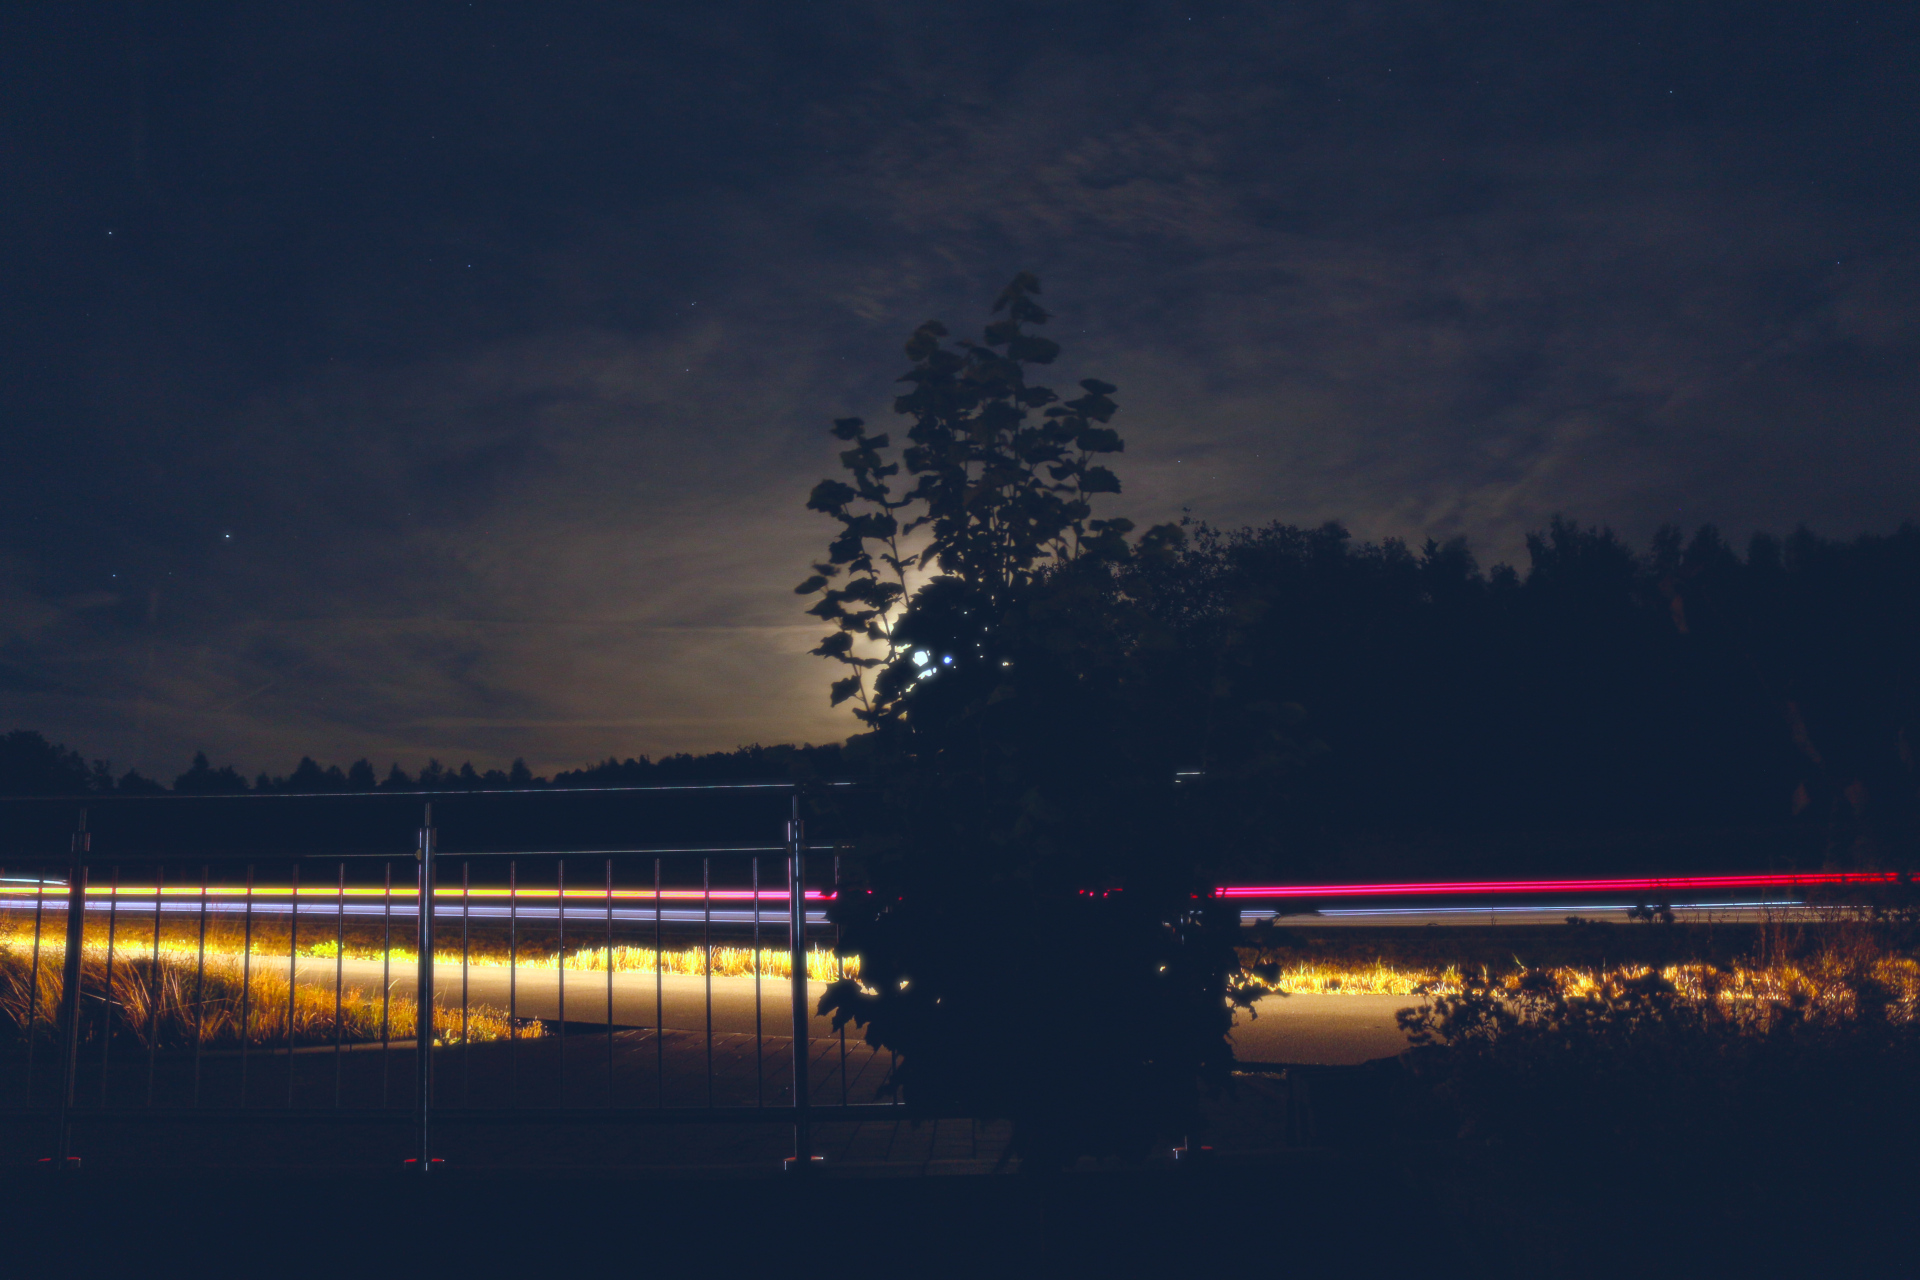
[[0, 785, 894, 1172]]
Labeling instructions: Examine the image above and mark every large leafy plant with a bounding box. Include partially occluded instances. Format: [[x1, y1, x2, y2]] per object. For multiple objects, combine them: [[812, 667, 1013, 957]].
[[796, 271, 1132, 725]]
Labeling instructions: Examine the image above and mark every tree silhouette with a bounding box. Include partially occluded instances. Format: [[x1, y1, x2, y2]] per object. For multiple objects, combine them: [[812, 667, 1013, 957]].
[[0, 730, 96, 795], [806, 276, 1250, 1164], [798, 271, 1135, 723], [171, 751, 251, 794], [1124, 515, 1920, 877]]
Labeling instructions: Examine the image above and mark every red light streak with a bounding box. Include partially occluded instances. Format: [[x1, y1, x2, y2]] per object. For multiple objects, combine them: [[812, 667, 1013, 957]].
[[4, 885, 830, 901], [5, 871, 1901, 902], [1212, 871, 1902, 899]]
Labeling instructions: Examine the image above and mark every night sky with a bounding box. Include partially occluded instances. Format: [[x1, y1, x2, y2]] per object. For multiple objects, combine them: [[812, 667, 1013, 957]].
[[5, 2, 1917, 779]]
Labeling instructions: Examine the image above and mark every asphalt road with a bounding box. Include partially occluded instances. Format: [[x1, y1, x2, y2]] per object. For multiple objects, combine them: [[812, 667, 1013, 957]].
[[1229, 993, 1416, 1064], [288, 957, 1415, 1065]]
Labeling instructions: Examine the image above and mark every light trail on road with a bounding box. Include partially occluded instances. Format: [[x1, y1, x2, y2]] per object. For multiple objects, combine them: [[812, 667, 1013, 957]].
[[1235, 901, 1818, 926], [1212, 869, 1905, 899], [0, 895, 831, 926], [0, 876, 830, 929], [0, 880, 829, 902], [4, 868, 1902, 899], [0, 868, 1903, 924]]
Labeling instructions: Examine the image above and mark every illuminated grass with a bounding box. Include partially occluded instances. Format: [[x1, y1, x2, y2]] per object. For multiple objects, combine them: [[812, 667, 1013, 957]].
[[298, 938, 852, 983], [21, 908, 1913, 1028], [1238, 958, 1461, 996], [1235, 950, 1920, 1020], [0, 935, 542, 1049], [0, 913, 852, 994]]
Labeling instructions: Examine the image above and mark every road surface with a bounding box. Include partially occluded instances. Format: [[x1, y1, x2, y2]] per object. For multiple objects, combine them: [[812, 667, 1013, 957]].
[[287, 957, 1415, 1065]]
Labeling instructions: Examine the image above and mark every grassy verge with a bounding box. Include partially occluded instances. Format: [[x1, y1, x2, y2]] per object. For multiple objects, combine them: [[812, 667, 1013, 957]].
[[0, 910, 851, 984], [1235, 952, 1920, 1008], [0, 936, 542, 1051], [1236, 912, 1920, 1010], [1394, 950, 1920, 1170], [14, 906, 1917, 1034]]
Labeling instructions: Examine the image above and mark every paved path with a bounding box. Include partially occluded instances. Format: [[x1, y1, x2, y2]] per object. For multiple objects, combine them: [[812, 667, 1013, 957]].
[[1230, 993, 1417, 1064]]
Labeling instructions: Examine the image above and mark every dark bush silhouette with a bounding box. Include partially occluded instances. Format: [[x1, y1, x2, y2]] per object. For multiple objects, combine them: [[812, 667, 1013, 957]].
[[1397, 958, 1920, 1166]]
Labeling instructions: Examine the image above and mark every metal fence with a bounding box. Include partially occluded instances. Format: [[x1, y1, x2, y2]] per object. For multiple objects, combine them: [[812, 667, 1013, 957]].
[[0, 784, 895, 1172]]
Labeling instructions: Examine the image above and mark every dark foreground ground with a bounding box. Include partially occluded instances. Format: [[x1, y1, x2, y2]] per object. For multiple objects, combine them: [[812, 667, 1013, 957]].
[[6, 1051, 1916, 1278], [4, 1143, 1911, 1280], [6, 985, 1916, 1278]]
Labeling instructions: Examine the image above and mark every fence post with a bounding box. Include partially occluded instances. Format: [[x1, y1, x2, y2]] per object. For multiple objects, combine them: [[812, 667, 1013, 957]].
[[786, 794, 812, 1172], [54, 808, 89, 1169], [414, 803, 436, 1170]]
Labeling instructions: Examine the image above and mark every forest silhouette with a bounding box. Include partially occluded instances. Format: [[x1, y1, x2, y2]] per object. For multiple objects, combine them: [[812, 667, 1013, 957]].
[[4, 514, 1917, 877]]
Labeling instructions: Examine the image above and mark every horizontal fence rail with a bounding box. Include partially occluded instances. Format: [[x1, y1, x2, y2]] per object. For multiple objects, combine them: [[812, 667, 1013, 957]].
[[0, 788, 895, 1173]]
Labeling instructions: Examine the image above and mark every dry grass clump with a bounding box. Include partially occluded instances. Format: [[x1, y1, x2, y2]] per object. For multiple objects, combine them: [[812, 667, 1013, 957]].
[[1237, 958, 1463, 995], [0, 936, 541, 1050], [531, 942, 852, 983]]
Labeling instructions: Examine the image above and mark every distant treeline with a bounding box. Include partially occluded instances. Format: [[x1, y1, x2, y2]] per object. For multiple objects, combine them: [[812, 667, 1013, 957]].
[[4, 517, 1916, 863], [0, 732, 847, 798], [1137, 517, 1919, 865]]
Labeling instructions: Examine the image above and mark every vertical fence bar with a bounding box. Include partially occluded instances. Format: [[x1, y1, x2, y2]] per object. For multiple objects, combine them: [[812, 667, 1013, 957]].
[[835, 853, 846, 1107], [753, 855, 763, 1109], [605, 858, 614, 1107], [787, 797, 811, 1171], [240, 864, 254, 1104], [146, 864, 163, 1107], [509, 860, 518, 1100], [24, 860, 47, 1104], [416, 805, 435, 1169], [380, 861, 392, 1108], [703, 856, 713, 1110], [55, 811, 88, 1166], [556, 858, 566, 1107], [653, 858, 662, 1109], [461, 860, 471, 1106], [192, 865, 208, 1108], [99, 865, 119, 1107], [286, 862, 299, 1107], [334, 861, 345, 1107]]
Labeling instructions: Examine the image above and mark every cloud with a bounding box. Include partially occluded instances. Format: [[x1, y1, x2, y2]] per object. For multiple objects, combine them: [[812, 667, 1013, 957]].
[[4, 2, 1916, 776]]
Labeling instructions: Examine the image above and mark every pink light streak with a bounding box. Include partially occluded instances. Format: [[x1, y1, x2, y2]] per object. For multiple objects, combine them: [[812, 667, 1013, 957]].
[[1212, 871, 1903, 900]]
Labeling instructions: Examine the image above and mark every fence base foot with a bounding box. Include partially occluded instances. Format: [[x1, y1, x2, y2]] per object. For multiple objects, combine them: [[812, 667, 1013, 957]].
[[1171, 1144, 1213, 1164], [36, 1157, 82, 1173], [783, 1155, 824, 1173], [402, 1157, 445, 1172]]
